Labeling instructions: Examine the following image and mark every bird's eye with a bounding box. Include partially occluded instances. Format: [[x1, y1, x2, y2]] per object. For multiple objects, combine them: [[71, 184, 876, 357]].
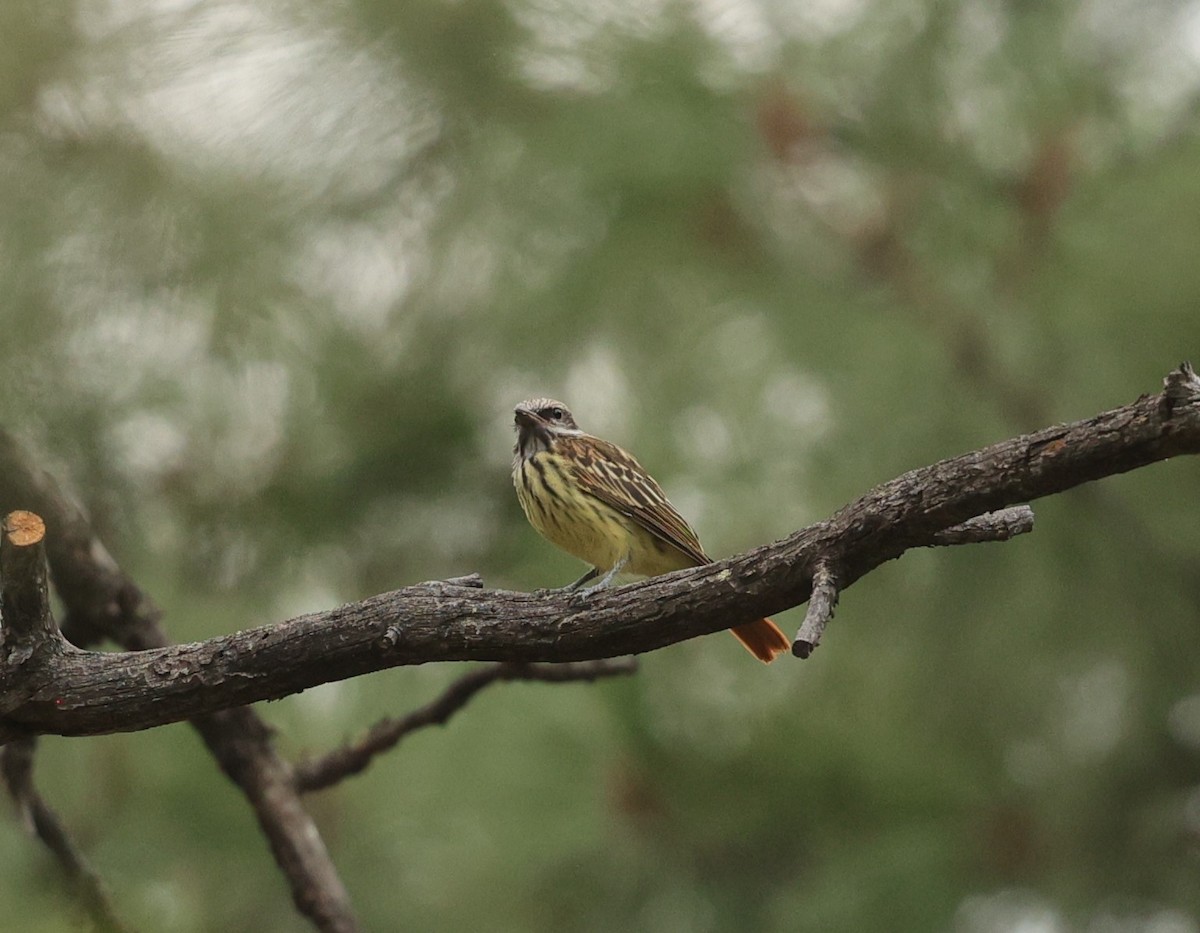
[[549, 407, 564, 420]]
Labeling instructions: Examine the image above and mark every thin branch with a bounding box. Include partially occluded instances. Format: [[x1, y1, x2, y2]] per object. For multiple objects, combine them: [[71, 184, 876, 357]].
[[0, 431, 359, 933], [295, 658, 638, 793], [2, 364, 1197, 741], [189, 706, 354, 932], [1, 737, 131, 933]]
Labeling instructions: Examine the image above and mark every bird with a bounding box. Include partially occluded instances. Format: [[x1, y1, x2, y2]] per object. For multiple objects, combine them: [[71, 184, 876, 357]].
[[511, 397, 790, 663]]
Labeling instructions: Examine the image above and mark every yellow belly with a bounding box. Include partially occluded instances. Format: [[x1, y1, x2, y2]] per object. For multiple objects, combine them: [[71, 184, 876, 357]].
[[514, 453, 693, 575]]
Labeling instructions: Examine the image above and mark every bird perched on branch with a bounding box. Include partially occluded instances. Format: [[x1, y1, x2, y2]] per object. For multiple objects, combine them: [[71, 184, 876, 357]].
[[511, 397, 789, 663]]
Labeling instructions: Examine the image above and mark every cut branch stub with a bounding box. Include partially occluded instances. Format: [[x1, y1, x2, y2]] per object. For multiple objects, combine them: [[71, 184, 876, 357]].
[[1, 510, 60, 662], [4, 510, 45, 548]]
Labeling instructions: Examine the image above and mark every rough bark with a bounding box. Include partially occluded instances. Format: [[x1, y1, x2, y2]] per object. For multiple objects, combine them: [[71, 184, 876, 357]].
[[0, 433, 359, 932], [3, 364, 1197, 744]]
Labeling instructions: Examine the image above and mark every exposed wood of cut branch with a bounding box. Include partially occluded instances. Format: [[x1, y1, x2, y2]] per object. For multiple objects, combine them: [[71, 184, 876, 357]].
[[1, 510, 58, 657]]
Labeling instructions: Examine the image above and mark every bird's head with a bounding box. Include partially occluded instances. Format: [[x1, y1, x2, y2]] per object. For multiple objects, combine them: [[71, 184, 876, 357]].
[[513, 398, 581, 458]]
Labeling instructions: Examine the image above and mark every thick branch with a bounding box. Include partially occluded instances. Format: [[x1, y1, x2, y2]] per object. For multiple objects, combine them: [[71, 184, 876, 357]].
[[0, 432, 358, 933], [1, 365, 1198, 740]]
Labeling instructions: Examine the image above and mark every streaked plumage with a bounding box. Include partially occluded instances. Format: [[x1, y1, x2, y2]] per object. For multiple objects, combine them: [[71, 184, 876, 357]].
[[512, 397, 790, 663]]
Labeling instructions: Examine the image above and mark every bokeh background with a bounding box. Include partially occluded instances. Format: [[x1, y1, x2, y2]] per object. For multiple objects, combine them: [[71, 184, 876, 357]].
[[2, 0, 1200, 930]]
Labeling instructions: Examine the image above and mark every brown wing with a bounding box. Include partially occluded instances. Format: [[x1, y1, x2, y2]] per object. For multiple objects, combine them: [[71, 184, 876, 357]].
[[558, 434, 711, 567]]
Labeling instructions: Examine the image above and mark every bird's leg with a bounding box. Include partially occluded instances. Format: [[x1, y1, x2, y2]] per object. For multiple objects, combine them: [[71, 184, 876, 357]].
[[565, 567, 600, 591], [565, 556, 629, 606], [537, 566, 603, 597], [590, 555, 629, 590]]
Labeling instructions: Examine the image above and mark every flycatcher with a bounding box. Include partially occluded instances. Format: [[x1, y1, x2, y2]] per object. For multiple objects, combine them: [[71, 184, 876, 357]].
[[512, 397, 790, 663]]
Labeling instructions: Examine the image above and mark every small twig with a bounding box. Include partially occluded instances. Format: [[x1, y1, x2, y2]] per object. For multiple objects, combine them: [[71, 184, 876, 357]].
[[927, 506, 1035, 546], [434, 574, 484, 588], [793, 563, 838, 658], [1164, 360, 1200, 408], [1, 737, 131, 933], [295, 659, 638, 793]]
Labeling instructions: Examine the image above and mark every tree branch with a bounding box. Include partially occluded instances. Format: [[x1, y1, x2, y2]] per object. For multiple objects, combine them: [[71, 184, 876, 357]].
[[1, 737, 131, 933], [1, 364, 1196, 742], [791, 506, 1034, 657], [927, 505, 1035, 546], [295, 659, 638, 793], [0, 433, 359, 933], [0, 435, 165, 650], [0, 510, 62, 666], [0, 514, 131, 929], [793, 562, 837, 658]]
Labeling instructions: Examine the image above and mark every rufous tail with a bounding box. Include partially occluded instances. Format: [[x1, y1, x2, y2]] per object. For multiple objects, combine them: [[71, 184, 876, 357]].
[[729, 617, 790, 663]]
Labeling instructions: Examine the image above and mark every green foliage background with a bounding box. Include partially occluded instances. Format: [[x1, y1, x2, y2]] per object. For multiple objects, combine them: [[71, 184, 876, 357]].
[[2, 0, 1199, 930]]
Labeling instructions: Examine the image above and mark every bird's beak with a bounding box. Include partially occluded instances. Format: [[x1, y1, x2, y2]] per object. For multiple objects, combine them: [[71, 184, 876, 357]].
[[513, 408, 544, 431], [513, 408, 555, 456]]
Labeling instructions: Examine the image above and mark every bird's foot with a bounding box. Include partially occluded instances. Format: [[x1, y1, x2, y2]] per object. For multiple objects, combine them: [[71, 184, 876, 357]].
[[566, 588, 592, 608], [532, 582, 605, 603]]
